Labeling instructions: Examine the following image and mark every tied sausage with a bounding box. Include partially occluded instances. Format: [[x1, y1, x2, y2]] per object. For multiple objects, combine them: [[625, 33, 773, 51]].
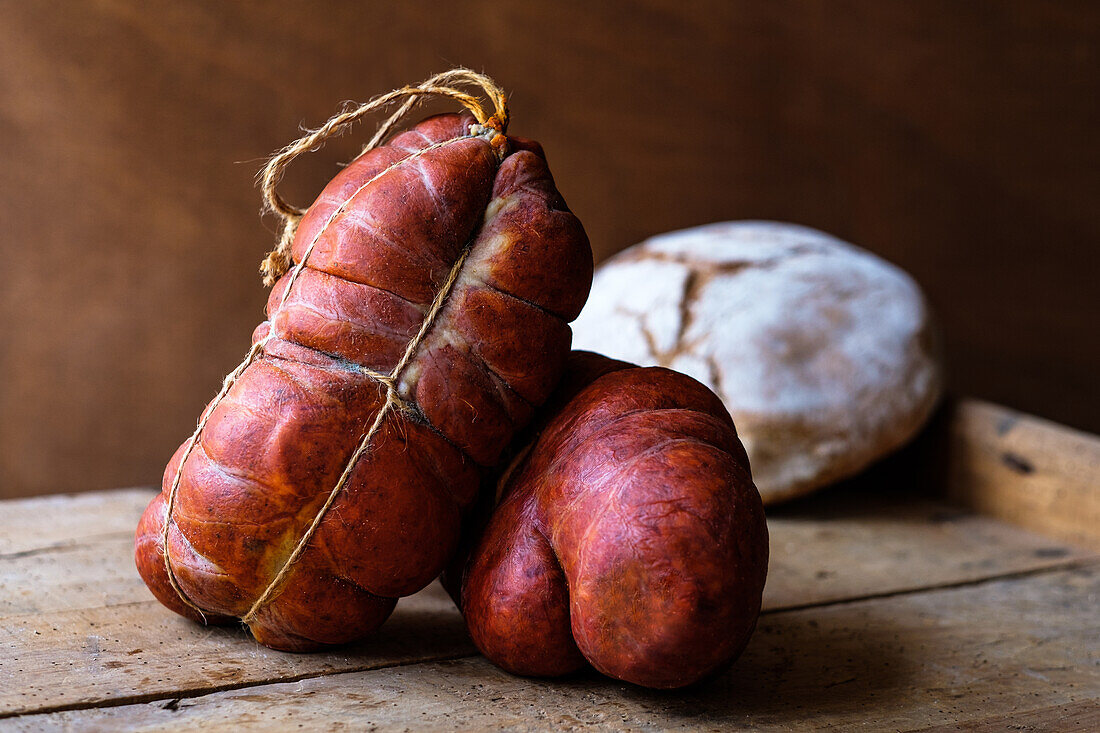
[[134, 113, 592, 651]]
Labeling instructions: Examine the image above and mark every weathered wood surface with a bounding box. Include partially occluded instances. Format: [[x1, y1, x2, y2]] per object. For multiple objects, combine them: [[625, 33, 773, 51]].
[[0, 490, 149, 617], [0, 578, 473, 718], [1, 402, 1098, 729], [2, 484, 1097, 726], [947, 400, 1100, 550], [913, 700, 1100, 732], [0, 490, 148, 556], [3, 486, 1090, 620], [6, 567, 1097, 732]]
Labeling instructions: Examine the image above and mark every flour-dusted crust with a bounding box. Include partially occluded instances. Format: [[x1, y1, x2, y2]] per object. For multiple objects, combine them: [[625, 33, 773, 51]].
[[572, 221, 943, 504]]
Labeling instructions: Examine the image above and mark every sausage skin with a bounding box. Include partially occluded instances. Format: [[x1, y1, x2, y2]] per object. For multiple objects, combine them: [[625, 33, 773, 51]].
[[135, 114, 592, 650], [457, 351, 769, 688]]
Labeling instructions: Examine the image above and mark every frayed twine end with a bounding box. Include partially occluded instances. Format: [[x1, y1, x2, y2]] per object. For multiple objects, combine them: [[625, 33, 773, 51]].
[[260, 217, 300, 286]]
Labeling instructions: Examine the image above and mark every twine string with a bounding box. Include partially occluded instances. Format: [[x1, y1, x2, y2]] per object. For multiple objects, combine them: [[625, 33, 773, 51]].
[[259, 68, 509, 287], [239, 241, 475, 623], [159, 69, 508, 625]]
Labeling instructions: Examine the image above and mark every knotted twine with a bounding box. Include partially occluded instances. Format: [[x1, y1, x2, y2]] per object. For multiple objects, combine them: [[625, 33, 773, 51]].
[[161, 69, 510, 625]]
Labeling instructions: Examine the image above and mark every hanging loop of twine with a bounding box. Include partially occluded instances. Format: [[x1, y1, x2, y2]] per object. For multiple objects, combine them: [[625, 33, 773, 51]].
[[258, 68, 509, 286]]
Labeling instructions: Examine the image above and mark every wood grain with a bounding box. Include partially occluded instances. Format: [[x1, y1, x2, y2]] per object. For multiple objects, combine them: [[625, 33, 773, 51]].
[[3, 1, 1099, 498], [0, 582, 474, 719], [0, 490, 150, 556], [6, 567, 1096, 731], [946, 400, 1100, 550], [2, 482, 1095, 718], [912, 700, 1100, 732], [0, 538, 143, 618], [3, 485, 1093, 620]]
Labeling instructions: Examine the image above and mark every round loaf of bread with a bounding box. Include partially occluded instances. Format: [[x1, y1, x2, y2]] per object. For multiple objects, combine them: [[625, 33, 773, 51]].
[[571, 221, 942, 504]]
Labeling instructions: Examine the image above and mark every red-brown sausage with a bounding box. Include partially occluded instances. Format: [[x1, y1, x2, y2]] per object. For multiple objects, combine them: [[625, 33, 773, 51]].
[[135, 113, 592, 651], [457, 351, 768, 688]]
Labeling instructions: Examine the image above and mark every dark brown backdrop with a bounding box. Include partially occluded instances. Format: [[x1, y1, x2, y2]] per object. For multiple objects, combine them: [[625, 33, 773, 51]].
[[2, 1, 1097, 498]]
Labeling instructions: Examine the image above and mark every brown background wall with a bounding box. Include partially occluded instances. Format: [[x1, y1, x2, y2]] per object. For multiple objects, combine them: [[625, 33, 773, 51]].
[[1, 1, 1097, 498]]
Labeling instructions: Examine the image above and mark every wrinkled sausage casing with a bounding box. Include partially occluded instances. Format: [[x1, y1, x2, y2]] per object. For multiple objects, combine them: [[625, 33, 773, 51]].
[[457, 352, 769, 689], [134, 113, 592, 651]]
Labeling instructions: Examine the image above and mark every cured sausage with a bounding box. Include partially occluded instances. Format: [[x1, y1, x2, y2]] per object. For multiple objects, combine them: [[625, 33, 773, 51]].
[[135, 109, 592, 651], [457, 352, 768, 688]]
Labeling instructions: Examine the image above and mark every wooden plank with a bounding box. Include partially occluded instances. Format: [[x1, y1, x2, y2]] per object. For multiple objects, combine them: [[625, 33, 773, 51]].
[[0, 489, 151, 617], [0, 536, 145, 618], [947, 399, 1100, 550], [911, 700, 1100, 732], [1, 484, 1095, 716], [760, 483, 1097, 612], [0, 582, 474, 719], [7, 566, 1096, 731], [3, 486, 1093, 620], [0, 489, 151, 555]]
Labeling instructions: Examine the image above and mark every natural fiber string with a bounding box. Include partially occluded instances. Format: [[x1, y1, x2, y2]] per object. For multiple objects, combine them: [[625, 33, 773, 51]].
[[158, 338, 267, 622], [160, 69, 509, 623], [259, 68, 509, 287], [239, 241, 475, 623]]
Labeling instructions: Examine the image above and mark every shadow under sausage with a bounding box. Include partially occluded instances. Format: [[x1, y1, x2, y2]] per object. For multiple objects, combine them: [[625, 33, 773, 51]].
[[337, 582, 476, 661], [601, 603, 919, 726]]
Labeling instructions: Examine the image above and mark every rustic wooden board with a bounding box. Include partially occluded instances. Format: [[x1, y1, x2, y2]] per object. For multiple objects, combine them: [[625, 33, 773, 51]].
[[0, 537, 145, 617], [3, 484, 1091, 620], [0, 490, 149, 618], [7, 566, 1096, 731], [760, 488, 1093, 612], [947, 400, 1100, 550], [913, 700, 1100, 732], [0, 490, 149, 556], [2, 400, 1097, 729], [1, 483, 1095, 720], [0, 582, 473, 718]]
